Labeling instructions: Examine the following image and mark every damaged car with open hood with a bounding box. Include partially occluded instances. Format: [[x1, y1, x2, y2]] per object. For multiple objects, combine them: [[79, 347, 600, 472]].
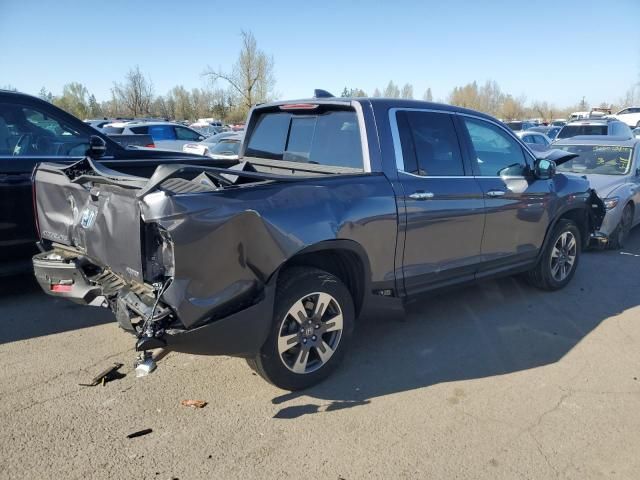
[[32, 93, 605, 390]]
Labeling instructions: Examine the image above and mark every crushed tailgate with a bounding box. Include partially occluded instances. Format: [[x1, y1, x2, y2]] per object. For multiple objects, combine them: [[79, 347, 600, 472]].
[[34, 161, 146, 284]]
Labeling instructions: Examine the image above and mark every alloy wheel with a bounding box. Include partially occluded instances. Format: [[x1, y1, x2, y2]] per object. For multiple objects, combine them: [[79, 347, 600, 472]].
[[550, 231, 577, 282], [277, 292, 344, 374]]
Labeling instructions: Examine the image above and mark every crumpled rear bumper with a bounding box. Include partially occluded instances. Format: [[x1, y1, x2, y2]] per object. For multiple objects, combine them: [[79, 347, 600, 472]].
[[32, 250, 275, 357], [33, 251, 103, 305]]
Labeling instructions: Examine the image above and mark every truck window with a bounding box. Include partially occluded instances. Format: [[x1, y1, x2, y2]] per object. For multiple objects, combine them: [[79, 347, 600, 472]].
[[395, 110, 464, 176], [246, 110, 363, 169], [463, 117, 526, 176], [0, 103, 89, 157]]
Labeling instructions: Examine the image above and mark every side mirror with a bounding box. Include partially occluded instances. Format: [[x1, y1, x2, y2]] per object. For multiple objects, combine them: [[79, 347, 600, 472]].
[[534, 158, 556, 180], [87, 135, 107, 159], [198, 136, 205, 141]]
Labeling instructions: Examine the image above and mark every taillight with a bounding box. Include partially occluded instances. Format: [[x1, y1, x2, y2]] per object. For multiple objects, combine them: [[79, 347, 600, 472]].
[[145, 143, 156, 148], [279, 104, 319, 110], [31, 166, 40, 238], [51, 284, 73, 293]]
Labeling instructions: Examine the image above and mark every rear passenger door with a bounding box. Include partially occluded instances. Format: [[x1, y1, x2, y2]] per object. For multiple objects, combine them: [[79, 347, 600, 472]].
[[458, 115, 554, 272], [391, 109, 486, 295]]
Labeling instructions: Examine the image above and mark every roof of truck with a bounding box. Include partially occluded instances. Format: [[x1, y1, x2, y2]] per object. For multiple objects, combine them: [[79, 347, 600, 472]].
[[257, 97, 500, 122]]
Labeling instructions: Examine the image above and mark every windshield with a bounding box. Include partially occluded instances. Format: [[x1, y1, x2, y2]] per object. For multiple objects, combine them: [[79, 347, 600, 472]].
[[557, 124, 607, 139], [211, 140, 241, 155], [245, 109, 363, 170], [555, 145, 633, 175]]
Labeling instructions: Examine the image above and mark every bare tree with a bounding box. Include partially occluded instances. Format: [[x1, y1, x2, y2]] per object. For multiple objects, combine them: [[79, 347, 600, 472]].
[[112, 66, 154, 116], [401, 83, 414, 99], [204, 31, 275, 113], [383, 81, 400, 98], [372, 88, 381, 97], [423, 88, 433, 102]]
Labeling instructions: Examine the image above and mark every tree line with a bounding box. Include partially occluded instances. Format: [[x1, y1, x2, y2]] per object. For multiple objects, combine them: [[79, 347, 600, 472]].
[[341, 80, 640, 121], [29, 30, 640, 123], [37, 31, 274, 124]]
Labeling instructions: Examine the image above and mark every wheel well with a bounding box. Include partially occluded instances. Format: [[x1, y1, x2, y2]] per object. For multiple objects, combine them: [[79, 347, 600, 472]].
[[557, 208, 589, 246], [282, 249, 366, 317]]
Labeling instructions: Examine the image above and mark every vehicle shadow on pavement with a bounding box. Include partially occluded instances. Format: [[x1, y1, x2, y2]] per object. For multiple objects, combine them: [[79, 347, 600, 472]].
[[272, 228, 640, 419], [0, 274, 113, 344]]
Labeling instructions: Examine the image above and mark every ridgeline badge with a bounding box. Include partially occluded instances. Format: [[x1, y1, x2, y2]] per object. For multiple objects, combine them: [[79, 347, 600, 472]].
[[80, 208, 97, 229]]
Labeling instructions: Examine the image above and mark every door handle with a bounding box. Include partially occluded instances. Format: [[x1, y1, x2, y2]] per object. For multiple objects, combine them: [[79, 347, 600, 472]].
[[486, 189, 506, 197], [409, 191, 435, 200]]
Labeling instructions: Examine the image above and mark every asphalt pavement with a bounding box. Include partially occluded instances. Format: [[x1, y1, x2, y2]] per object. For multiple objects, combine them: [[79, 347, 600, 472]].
[[1, 230, 640, 479]]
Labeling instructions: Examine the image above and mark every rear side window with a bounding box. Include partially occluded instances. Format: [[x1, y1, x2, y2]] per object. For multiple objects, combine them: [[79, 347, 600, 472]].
[[103, 126, 124, 134], [175, 126, 202, 141], [557, 125, 607, 139], [395, 110, 464, 176], [245, 110, 363, 169]]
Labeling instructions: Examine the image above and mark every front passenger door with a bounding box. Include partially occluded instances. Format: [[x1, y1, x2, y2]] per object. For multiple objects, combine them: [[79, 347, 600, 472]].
[[459, 116, 554, 272]]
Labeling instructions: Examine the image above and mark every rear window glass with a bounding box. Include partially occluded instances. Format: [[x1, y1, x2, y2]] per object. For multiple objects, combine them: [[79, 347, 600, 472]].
[[557, 125, 607, 139], [211, 140, 241, 155], [245, 110, 363, 169]]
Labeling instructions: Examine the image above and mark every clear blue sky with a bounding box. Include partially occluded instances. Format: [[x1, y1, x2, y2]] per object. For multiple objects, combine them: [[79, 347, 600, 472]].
[[1, 0, 639, 107]]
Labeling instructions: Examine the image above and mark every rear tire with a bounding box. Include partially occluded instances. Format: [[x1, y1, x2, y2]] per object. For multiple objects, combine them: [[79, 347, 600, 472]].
[[608, 203, 633, 250], [248, 267, 354, 391], [527, 219, 581, 291]]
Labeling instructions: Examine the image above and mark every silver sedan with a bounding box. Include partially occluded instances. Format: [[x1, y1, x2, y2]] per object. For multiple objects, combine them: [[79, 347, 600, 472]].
[[553, 136, 640, 248]]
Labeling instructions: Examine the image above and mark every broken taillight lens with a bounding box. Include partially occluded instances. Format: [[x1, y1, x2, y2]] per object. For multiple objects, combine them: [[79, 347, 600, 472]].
[[51, 284, 73, 293]]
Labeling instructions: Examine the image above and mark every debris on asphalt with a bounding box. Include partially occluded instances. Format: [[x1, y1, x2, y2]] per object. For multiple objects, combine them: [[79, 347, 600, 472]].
[[79, 363, 125, 387], [127, 428, 153, 439], [180, 399, 207, 409], [135, 352, 157, 378]]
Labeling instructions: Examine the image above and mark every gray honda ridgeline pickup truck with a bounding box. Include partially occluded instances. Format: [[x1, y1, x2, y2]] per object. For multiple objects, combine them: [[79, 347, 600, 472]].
[[33, 96, 605, 390]]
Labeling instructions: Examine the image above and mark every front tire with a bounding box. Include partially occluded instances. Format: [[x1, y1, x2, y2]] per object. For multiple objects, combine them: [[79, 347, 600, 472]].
[[248, 267, 355, 391], [527, 219, 581, 291], [608, 203, 633, 250]]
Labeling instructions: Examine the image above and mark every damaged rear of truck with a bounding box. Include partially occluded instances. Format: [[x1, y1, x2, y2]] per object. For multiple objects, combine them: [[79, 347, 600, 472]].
[[31, 97, 605, 390], [32, 99, 403, 390]]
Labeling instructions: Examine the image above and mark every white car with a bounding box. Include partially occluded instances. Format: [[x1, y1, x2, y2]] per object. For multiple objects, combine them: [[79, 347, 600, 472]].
[[610, 106, 640, 128]]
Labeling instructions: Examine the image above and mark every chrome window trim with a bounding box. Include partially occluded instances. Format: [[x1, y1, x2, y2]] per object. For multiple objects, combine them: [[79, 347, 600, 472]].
[[351, 100, 371, 173], [397, 171, 525, 180], [389, 107, 536, 180], [456, 112, 537, 166]]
